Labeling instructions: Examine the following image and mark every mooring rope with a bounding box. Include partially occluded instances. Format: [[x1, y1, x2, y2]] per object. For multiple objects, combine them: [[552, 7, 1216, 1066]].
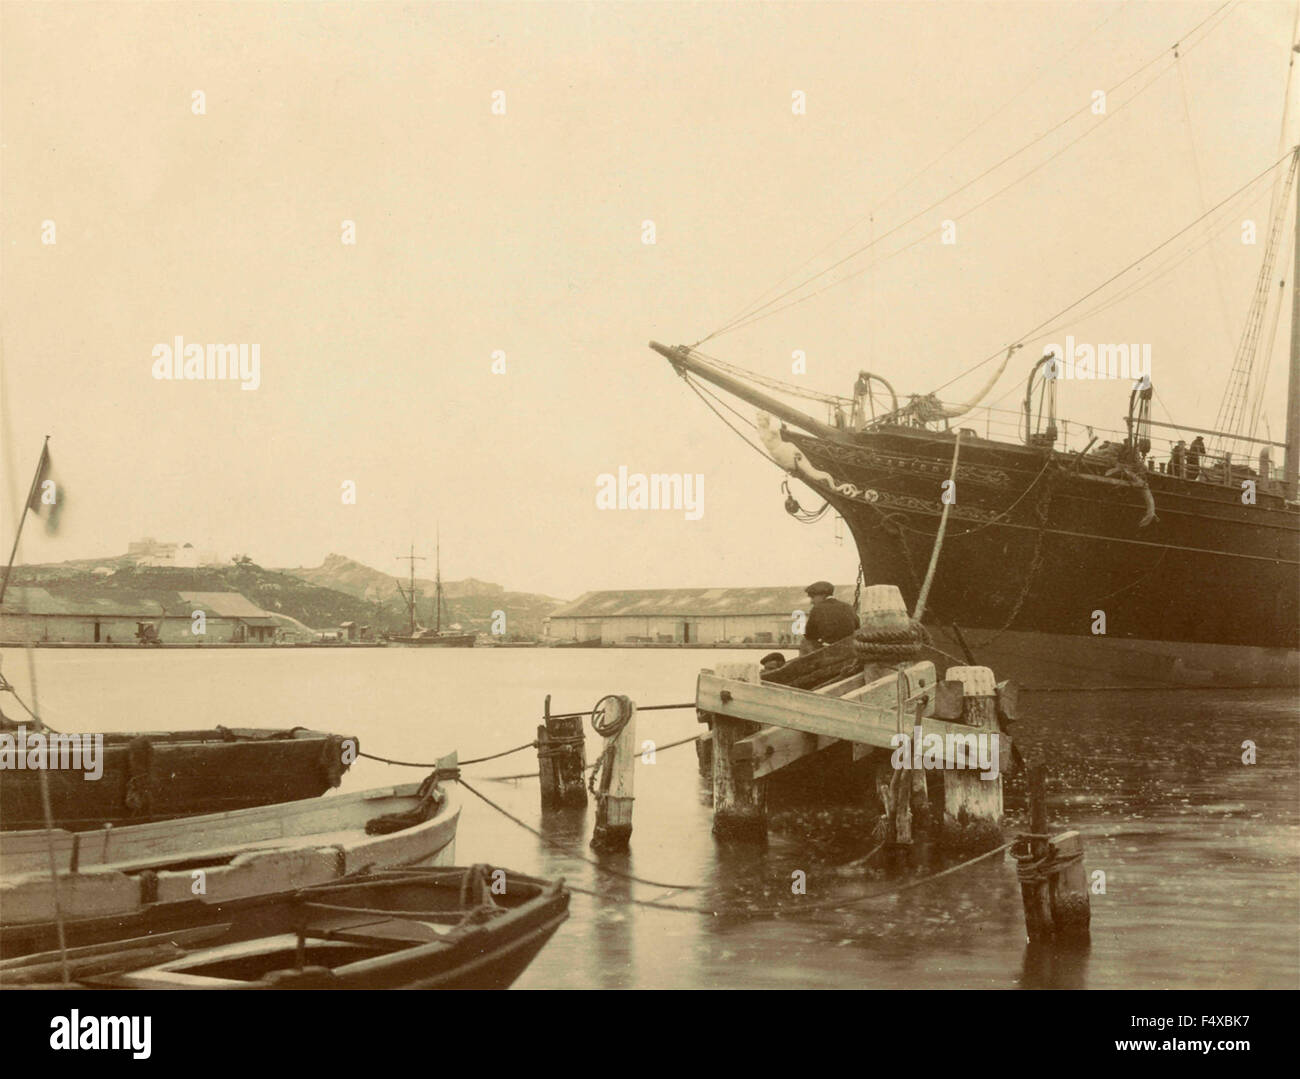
[[482, 733, 700, 782], [458, 778, 703, 892], [912, 430, 963, 622], [359, 740, 538, 769], [565, 842, 1015, 918], [356, 699, 698, 770], [0, 674, 59, 732]]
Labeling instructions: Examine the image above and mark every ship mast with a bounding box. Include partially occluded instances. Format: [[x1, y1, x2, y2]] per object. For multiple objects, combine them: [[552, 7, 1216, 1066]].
[[396, 544, 425, 636], [1288, 138, 1300, 500], [435, 527, 443, 634]]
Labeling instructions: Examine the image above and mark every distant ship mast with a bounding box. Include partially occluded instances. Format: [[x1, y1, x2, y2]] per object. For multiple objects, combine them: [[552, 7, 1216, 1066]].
[[434, 528, 443, 634], [1287, 135, 1300, 500], [396, 544, 425, 636]]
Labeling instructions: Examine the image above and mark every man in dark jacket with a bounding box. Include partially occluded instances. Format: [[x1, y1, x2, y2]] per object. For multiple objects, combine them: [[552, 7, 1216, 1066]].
[[800, 580, 859, 653]]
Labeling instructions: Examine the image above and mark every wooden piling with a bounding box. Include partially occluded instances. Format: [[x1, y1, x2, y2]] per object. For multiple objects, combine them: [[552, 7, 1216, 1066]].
[[1018, 761, 1055, 943], [538, 693, 587, 809], [695, 726, 713, 778], [941, 665, 1003, 852], [1047, 830, 1091, 939], [1015, 765, 1090, 942], [591, 696, 637, 852], [709, 662, 765, 843]]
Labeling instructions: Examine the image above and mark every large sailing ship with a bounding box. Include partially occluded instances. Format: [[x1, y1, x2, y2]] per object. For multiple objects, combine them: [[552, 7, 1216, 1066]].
[[387, 538, 475, 648], [652, 24, 1300, 690]]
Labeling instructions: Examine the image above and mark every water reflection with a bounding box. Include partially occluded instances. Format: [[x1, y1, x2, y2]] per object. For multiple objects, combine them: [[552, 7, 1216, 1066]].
[[8, 649, 1296, 989], [1020, 939, 1091, 990]]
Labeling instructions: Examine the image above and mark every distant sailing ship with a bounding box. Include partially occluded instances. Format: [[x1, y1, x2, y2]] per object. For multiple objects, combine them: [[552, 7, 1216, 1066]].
[[387, 537, 475, 647], [652, 27, 1300, 690]]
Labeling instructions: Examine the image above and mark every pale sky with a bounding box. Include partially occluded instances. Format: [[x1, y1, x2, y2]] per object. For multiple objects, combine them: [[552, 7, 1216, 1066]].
[[2, 1, 1296, 598]]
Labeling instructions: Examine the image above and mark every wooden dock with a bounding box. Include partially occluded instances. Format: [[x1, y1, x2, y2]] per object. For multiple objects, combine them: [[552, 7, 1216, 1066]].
[[694, 586, 1015, 853]]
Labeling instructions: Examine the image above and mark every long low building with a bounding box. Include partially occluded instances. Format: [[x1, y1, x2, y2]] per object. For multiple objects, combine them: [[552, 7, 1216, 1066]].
[[0, 587, 282, 645], [543, 585, 856, 646]]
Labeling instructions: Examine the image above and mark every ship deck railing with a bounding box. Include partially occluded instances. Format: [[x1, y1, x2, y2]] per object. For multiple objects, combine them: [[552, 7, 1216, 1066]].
[[848, 399, 1289, 497]]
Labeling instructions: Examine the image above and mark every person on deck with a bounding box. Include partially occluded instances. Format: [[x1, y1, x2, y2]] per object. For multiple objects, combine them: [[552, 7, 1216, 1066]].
[[799, 581, 860, 654], [759, 651, 787, 675], [1170, 440, 1186, 479], [1186, 436, 1205, 481]]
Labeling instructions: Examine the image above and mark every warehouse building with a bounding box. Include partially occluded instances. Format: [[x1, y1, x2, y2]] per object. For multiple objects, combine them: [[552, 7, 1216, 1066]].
[[542, 585, 855, 646], [0, 587, 282, 644]]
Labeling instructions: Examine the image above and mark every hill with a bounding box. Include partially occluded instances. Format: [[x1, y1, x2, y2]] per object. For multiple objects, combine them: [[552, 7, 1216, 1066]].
[[282, 555, 562, 638], [7, 554, 564, 639]]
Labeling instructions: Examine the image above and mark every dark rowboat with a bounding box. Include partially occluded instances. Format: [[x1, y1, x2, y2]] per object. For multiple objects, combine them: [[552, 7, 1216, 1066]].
[[0, 726, 356, 831], [0, 866, 569, 990]]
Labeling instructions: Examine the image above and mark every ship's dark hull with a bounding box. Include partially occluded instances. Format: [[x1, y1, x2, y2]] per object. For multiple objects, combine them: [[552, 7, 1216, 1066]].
[[786, 426, 1300, 689]]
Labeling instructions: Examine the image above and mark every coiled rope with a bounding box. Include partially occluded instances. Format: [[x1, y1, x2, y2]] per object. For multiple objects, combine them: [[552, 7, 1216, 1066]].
[[852, 621, 932, 664], [587, 695, 634, 796]]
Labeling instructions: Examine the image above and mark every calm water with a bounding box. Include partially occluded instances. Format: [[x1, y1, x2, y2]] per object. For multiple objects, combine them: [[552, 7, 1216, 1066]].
[[3, 647, 1297, 989]]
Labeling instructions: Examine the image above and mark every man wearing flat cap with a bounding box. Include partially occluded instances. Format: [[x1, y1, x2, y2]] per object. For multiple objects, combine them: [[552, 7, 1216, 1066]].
[[800, 580, 859, 654]]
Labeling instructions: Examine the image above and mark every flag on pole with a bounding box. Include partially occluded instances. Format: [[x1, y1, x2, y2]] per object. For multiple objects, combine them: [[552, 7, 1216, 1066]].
[[26, 440, 63, 534]]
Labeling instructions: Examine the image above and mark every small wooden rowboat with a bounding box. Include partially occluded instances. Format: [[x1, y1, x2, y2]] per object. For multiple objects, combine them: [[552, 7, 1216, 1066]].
[[0, 765, 460, 959], [0, 866, 569, 990], [0, 726, 358, 832]]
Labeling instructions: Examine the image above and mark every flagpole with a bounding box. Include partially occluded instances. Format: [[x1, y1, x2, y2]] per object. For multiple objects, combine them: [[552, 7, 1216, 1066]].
[[0, 435, 49, 606]]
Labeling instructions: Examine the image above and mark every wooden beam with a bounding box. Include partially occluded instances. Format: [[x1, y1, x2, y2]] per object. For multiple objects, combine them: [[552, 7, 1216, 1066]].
[[733, 728, 837, 779], [732, 662, 938, 778], [700, 664, 975, 752], [818, 671, 867, 698]]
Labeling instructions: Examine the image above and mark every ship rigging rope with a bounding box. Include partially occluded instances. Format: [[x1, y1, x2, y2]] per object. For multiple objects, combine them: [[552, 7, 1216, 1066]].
[[927, 146, 1299, 399], [1015, 173, 1277, 367], [680, 370, 791, 472], [1175, 38, 1237, 361], [718, 39, 1248, 344], [955, 170, 1276, 422], [698, 2, 1238, 343], [684, 155, 1269, 433], [686, 347, 849, 405], [705, 3, 1133, 343]]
